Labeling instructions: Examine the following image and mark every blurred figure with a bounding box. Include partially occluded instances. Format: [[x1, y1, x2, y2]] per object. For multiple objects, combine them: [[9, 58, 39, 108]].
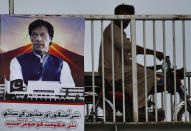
[[98, 4, 164, 119]]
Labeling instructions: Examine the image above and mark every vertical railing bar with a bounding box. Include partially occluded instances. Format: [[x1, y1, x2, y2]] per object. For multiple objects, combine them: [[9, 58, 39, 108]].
[[111, 20, 116, 122], [170, 95, 174, 121], [153, 20, 158, 122], [101, 20, 106, 122], [121, 20, 126, 122], [115, 125, 118, 131], [130, 19, 138, 122], [86, 104, 89, 117], [161, 93, 164, 109], [182, 20, 188, 121], [143, 20, 148, 122], [172, 20, 177, 122], [91, 20, 96, 122], [188, 77, 191, 121], [162, 20, 167, 122], [189, 77, 191, 98], [9, 0, 14, 15]]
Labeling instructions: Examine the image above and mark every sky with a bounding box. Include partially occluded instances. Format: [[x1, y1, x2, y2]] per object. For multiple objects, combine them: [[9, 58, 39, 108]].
[[0, 0, 189, 15], [0, 0, 191, 72]]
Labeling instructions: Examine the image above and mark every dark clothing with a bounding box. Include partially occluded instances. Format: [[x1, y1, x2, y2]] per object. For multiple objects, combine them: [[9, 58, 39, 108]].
[[16, 52, 63, 85]]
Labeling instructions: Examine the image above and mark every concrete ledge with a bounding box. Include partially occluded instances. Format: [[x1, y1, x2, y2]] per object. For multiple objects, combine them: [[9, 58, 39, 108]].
[[85, 122, 191, 130]]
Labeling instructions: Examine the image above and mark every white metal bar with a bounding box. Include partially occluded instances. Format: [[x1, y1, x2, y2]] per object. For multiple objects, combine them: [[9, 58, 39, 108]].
[[91, 20, 96, 122], [115, 125, 118, 131], [111, 20, 116, 122], [161, 93, 164, 109], [143, 20, 148, 122], [189, 77, 191, 96], [172, 20, 177, 122], [170, 95, 174, 121], [101, 20, 106, 122], [188, 77, 191, 121], [162, 20, 168, 122], [130, 19, 138, 122], [9, 0, 14, 15], [153, 20, 158, 122], [86, 104, 90, 115], [121, 20, 126, 122], [182, 20, 188, 121], [5, 14, 191, 20]]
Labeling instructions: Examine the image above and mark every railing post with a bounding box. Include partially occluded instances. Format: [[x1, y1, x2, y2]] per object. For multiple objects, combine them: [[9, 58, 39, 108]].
[[111, 20, 116, 122], [121, 20, 126, 122], [172, 20, 177, 122], [101, 20, 106, 122], [153, 20, 158, 122], [130, 19, 138, 122], [9, 0, 14, 15], [91, 20, 96, 122], [188, 76, 191, 121], [182, 20, 188, 121], [162, 20, 168, 122], [143, 20, 148, 122]]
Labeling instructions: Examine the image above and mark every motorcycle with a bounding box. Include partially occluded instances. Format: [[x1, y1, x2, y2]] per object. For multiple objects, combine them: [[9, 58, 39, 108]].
[[85, 56, 191, 122]]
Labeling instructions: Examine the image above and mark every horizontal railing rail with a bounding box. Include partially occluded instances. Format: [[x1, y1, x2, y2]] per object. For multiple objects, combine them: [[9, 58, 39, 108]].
[[1, 14, 191, 20]]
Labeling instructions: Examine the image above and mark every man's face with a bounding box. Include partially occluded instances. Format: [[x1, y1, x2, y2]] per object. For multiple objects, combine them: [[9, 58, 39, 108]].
[[116, 11, 132, 29], [30, 26, 52, 54]]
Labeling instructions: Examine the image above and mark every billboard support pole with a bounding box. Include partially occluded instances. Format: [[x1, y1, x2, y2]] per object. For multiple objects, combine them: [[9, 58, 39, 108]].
[[9, 0, 14, 15]]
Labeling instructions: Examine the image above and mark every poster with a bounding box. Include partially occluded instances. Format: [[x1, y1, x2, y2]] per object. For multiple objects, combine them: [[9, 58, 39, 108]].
[[0, 15, 85, 131]]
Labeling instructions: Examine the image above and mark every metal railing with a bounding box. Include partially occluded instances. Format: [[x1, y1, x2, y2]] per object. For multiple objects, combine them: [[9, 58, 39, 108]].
[[83, 15, 191, 124]]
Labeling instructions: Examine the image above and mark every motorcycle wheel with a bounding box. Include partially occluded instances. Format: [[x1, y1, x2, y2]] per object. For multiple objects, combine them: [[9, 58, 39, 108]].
[[85, 99, 113, 122], [177, 98, 191, 121]]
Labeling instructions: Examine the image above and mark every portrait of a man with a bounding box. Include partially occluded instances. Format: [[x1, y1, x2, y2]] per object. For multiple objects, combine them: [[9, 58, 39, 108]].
[[9, 19, 75, 86], [0, 16, 84, 89]]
